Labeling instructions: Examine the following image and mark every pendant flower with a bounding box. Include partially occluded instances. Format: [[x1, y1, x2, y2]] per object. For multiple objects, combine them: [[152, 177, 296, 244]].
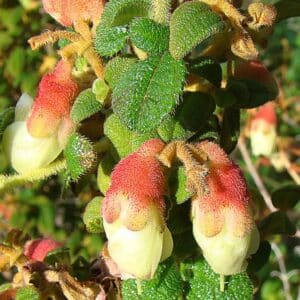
[[250, 102, 277, 157], [191, 141, 259, 275], [3, 60, 79, 174], [102, 139, 173, 280]]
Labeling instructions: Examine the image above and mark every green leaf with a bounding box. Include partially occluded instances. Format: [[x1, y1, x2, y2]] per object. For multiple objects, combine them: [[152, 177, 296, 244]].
[[189, 57, 222, 87], [168, 165, 192, 204], [0, 107, 14, 137], [16, 286, 40, 300], [129, 18, 169, 54], [104, 113, 158, 159], [185, 259, 253, 300], [113, 52, 186, 133], [220, 107, 240, 154], [0, 283, 12, 293], [105, 57, 137, 89], [95, 0, 151, 57], [259, 211, 297, 236], [97, 152, 116, 195], [71, 89, 102, 123], [122, 258, 183, 300], [158, 92, 215, 142], [214, 89, 237, 108], [92, 79, 110, 103], [227, 78, 278, 109], [44, 247, 71, 267], [169, 1, 225, 60], [271, 184, 300, 210], [275, 0, 300, 22], [83, 196, 104, 233], [247, 241, 271, 272], [64, 133, 96, 181]]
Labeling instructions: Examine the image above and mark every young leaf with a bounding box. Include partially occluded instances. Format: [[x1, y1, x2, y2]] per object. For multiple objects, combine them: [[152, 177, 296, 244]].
[[92, 79, 110, 104], [185, 259, 254, 300], [259, 211, 297, 236], [95, 0, 152, 57], [0, 107, 14, 137], [104, 57, 137, 89], [97, 152, 116, 195], [271, 184, 300, 210], [220, 107, 240, 154], [157, 92, 215, 142], [104, 113, 158, 159], [83, 196, 104, 233], [168, 165, 191, 204], [113, 52, 186, 133], [170, 1, 225, 60], [129, 18, 169, 54], [64, 133, 96, 181], [189, 57, 222, 87], [122, 258, 183, 300], [275, 0, 300, 22], [71, 89, 102, 123]]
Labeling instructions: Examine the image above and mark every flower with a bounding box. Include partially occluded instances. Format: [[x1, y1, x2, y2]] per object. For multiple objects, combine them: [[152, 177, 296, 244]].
[[42, 0, 105, 27], [3, 60, 79, 174], [102, 139, 173, 280], [24, 238, 62, 262], [191, 141, 259, 275], [250, 102, 277, 157]]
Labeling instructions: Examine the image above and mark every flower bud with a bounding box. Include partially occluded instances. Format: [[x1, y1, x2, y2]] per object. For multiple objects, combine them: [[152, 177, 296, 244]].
[[3, 61, 80, 173], [250, 102, 277, 157], [42, 0, 105, 27], [24, 238, 62, 262], [102, 139, 173, 280], [191, 141, 259, 275]]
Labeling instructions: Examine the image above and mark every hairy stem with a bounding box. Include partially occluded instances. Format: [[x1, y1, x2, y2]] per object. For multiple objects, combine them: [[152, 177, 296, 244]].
[[0, 159, 67, 193]]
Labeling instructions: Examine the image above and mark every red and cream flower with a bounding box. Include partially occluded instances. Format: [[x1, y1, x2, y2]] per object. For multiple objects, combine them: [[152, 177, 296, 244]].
[[3, 60, 79, 173], [250, 102, 277, 156], [102, 139, 173, 280], [191, 141, 259, 275]]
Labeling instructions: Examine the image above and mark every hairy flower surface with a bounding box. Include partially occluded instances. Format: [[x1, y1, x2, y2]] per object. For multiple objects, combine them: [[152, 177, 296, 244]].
[[250, 102, 277, 156], [42, 0, 105, 27], [102, 139, 173, 280], [24, 238, 62, 262], [191, 141, 259, 275], [3, 61, 79, 173]]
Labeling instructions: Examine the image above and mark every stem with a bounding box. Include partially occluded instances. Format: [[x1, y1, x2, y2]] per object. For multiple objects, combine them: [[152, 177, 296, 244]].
[[220, 274, 225, 292], [271, 242, 293, 300], [136, 279, 143, 295], [237, 138, 276, 212], [28, 31, 80, 50], [0, 159, 67, 193], [152, 0, 171, 24]]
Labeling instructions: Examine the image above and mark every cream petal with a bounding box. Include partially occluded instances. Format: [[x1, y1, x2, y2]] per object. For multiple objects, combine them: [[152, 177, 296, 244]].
[[15, 93, 34, 121], [3, 121, 63, 174]]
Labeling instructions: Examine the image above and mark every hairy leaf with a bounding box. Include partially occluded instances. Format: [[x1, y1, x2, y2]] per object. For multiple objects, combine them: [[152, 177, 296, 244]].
[[97, 152, 116, 195], [113, 52, 186, 133], [83, 197, 104, 233], [220, 107, 240, 154], [105, 57, 137, 89], [15, 286, 40, 300], [95, 0, 151, 56], [104, 113, 158, 159], [189, 57, 222, 87], [44, 247, 71, 267], [170, 1, 225, 60], [122, 258, 183, 300], [275, 0, 300, 22], [129, 18, 169, 54], [158, 92, 215, 142], [71, 89, 102, 123], [271, 184, 300, 210], [64, 133, 96, 181], [185, 259, 253, 300], [259, 211, 297, 236]]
